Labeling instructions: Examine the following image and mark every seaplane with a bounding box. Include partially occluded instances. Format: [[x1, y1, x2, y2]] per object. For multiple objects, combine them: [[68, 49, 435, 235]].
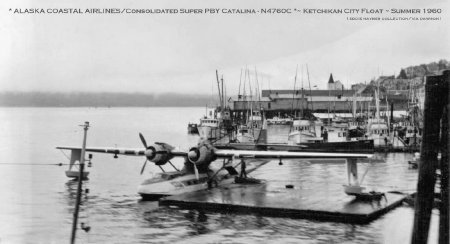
[[57, 133, 380, 200]]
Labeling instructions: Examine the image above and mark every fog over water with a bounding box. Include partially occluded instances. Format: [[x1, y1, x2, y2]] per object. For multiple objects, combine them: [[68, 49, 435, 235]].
[[0, 92, 214, 107]]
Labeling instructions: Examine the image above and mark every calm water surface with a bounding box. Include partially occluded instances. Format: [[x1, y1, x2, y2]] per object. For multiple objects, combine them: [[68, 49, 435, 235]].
[[0, 107, 439, 243]]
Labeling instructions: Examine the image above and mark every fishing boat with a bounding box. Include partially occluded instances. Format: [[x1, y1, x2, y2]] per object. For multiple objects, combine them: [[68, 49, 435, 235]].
[[288, 119, 323, 144], [198, 115, 222, 140], [267, 116, 293, 125], [365, 89, 391, 148], [214, 139, 374, 154], [365, 118, 390, 147], [236, 111, 264, 143], [187, 122, 199, 134]]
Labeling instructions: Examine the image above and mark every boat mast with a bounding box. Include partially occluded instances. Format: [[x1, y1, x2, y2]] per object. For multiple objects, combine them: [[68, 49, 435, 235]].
[[328, 88, 331, 125], [386, 90, 390, 135], [306, 64, 314, 113], [291, 65, 298, 119], [242, 67, 247, 124], [248, 69, 253, 131], [221, 75, 224, 112], [254, 67, 264, 125], [375, 85, 380, 125], [238, 68, 243, 101], [216, 70, 222, 111], [301, 65, 304, 118]]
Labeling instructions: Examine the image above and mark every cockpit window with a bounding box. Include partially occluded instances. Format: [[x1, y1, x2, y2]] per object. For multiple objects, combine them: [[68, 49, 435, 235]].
[[170, 182, 184, 188]]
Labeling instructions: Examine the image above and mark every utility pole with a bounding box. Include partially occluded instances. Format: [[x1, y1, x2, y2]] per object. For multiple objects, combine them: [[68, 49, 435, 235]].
[[70, 121, 89, 244]]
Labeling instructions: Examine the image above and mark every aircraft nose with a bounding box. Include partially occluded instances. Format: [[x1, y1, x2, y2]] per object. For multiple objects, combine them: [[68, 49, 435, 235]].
[[144, 148, 154, 159], [188, 150, 198, 160]]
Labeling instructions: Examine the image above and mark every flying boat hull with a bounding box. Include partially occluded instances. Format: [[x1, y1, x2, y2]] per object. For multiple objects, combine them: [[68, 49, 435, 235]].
[[137, 161, 265, 200]]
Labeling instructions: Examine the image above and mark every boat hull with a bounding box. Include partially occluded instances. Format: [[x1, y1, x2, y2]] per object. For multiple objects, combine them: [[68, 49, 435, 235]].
[[288, 131, 322, 144], [215, 139, 374, 153], [198, 126, 221, 140]]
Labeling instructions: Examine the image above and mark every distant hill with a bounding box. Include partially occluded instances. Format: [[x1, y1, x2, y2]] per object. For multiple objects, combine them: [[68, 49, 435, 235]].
[[400, 59, 449, 78], [0, 92, 217, 107], [364, 59, 449, 92]]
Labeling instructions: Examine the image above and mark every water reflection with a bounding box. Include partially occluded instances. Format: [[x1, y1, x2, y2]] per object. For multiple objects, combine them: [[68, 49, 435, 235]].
[[184, 210, 209, 235], [64, 179, 90, 204]]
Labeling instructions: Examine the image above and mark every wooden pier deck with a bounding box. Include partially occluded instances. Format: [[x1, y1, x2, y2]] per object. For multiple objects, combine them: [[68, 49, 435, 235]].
[[159, 182, 407, 224]]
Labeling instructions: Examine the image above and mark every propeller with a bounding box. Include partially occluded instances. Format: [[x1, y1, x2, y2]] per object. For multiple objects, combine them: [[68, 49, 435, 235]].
[[193, 163, 199, 180], [138, 133, 174, 173], [139, 133, 148, 148], [188, 149, 200, 180], [139, 133, 151, 175], [140, 159, 148, 175]]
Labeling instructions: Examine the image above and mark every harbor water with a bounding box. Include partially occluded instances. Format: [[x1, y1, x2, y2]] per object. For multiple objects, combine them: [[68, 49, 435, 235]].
[[0, 107, 439, 243]]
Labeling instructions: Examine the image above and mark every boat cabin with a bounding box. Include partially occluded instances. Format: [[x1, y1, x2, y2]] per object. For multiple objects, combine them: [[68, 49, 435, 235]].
[[368, 124, 388, 135], [292, 120, 312, 131], [200, 118, 220, 127]]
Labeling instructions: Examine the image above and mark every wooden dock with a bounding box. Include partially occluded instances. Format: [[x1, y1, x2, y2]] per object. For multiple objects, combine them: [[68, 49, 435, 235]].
[[159, 182, 407, 224]]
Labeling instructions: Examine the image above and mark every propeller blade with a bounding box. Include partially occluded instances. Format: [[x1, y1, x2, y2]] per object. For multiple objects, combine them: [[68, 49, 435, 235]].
[[140, 159, 148, 175], [193, 163, 199, 180], [139, 133, 148, 148]]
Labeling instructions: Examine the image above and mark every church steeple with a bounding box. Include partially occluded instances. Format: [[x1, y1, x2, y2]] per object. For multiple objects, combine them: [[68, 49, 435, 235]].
[[328, 73, 335, 84]]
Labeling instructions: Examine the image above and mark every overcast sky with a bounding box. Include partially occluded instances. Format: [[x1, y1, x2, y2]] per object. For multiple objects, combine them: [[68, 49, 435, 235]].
[[1, 0, 449, 95]]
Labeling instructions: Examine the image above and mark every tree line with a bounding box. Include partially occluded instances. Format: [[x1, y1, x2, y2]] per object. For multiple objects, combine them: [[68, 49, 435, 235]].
[[0, 92, 216, 107]]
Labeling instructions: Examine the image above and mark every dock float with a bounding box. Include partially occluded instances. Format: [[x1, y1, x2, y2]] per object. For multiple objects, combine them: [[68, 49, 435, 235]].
[[159, 183, 407, 224]]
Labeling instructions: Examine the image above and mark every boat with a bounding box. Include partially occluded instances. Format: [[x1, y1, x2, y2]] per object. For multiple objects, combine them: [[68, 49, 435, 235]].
[[214, 139, 374, 154], [187, 122, 199, 134], [347, 119, 366, 141], [198, 115, 222, 140], [236, 111, 264, 143], [196, 70, 234, 141], [288, 119, 323, 144], [408, 152, 420, 169], [267, 116, 293, 125], [365, 118, 390, 147], [323, 120, 349, 143], [365, 90, 391, 148]]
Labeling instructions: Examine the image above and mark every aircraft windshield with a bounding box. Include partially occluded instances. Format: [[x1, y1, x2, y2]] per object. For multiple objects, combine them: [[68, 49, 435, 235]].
[[141, 172, 183, 185]]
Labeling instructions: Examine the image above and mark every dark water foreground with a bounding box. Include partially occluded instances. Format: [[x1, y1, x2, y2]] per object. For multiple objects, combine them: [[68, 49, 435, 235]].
[[0, 107, 439, 243]]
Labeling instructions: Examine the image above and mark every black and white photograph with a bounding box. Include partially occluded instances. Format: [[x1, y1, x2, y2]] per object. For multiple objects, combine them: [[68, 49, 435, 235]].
[[0, 0, 449, 243]]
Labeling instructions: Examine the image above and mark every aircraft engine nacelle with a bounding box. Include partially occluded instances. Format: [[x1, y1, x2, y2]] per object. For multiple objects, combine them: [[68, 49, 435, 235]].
[[187, 144, 216, 166], [144, 143, 174, 166]]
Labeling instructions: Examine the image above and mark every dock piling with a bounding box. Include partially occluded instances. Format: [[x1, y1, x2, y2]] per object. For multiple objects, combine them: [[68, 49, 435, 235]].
[[440, 95, 449, 244], [411, 70, 449, 244]]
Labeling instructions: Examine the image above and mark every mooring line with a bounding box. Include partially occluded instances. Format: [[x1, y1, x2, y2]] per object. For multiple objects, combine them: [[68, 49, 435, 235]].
[[0, 163, 69, 166], [60, 149, 71, 161]]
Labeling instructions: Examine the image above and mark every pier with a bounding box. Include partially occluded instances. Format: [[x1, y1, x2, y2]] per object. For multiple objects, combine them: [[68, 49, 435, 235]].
[[160, 182, 407, 224]]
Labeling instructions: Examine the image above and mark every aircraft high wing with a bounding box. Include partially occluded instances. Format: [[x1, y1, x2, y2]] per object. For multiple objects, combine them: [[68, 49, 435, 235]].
[[56, 146, 188, 158], [58, 134, 380, 197], [213, 149, 372, 159], [57, 146, 146, 156], [57, 133, 374, 170]]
